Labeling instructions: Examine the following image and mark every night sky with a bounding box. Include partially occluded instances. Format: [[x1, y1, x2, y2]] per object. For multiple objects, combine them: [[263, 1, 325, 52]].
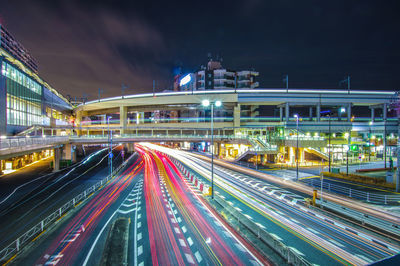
[[1, 0, 399, 99]]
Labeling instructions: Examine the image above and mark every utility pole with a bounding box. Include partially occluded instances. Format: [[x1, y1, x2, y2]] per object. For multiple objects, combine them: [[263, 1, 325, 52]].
[[121, 83, 128, 99], [153, 80, 156, 97], [339, 76, 351, 94], [98, 88, 104, 101], [283, 75, 289, 93]]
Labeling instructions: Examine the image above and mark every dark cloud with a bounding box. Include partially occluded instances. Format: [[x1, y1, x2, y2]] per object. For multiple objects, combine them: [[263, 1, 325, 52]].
[[1, 0, 399, 100]]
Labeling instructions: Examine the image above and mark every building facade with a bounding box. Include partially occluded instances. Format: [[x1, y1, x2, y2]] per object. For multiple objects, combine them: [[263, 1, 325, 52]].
[[177, 58, 259, 91], [0, 24, 72, 135]]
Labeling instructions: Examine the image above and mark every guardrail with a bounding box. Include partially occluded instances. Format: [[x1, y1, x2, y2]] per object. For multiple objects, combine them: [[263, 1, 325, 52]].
[[171, 157, 311, 265], [0, 153, 132, 263], [212, 194, 311, 266], [0, 136, 69, 150], [316, 199, 400, 237], [305, 178, 400, 205]]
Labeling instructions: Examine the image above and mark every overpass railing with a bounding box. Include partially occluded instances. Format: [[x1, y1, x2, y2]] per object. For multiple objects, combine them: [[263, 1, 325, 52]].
[[0, 136, 69, 150]]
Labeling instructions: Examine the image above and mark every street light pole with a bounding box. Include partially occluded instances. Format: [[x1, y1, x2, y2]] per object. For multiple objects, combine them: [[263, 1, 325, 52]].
[[210, 103, 214, 199], [328, 113, 331, 172], [107, 116, 113, 177], [347, 132, 350, 175], [369, 122, 372, 162], [202, 99, 221, 199], [294, 114, 299, 180]]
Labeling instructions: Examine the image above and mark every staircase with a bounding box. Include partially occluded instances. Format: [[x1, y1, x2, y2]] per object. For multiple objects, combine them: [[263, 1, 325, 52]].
[[234, 135, 278, 162], [304, 147, 329, 160]]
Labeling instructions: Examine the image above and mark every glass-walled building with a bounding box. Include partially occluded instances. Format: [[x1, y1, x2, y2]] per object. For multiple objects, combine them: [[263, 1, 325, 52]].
[[0, 23, 72, 135]]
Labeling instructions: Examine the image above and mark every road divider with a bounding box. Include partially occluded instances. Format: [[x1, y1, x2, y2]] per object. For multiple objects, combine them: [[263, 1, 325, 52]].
[[170, 157, 211, 196]]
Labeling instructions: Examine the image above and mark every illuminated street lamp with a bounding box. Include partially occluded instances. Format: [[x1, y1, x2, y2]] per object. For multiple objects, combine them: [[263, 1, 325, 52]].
[[202, 99, 222, 199], [294, 114, 299, 180]]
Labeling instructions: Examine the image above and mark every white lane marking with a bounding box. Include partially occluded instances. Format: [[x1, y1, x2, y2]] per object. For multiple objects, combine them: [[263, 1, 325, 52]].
[[224, 231, 233, 238], [185, 253, 195, 264], [137, 222, 141, 228], [355, 254, 373, 263], [244, 214, 253, 220], [270, 233, 282, 241], [195, 251, 202, 263], [138, 245, 143, 256], [117, 209, 136, 214], [187, 237, 194, 246], [122, 202, 136, 208], [179, 238, 187, 247], [306, 227, 320, 235], [256, 223, 266, 229], [177, 217, 182, 223], [235, 243, 246, 252], [174, 227, 181, 234], [328, 239, 345, 248], [182, 225, 187, 233], [289, 247, 304, 256], [137, 232, 142, 241], [171, 218, 177, 223], [138, 213, 141, 219]]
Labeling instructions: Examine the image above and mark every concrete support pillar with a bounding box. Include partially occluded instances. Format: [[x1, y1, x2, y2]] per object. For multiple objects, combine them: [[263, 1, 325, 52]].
[[371, 108, 375, 122], [309, 106, 313, 121], [127, 143, 135, 153], [299, 147, 305, 164], [53, 147, 61, 172], [75, 111, 83, 136], [63, 144, 77, 163], [279, 107, 283, 122], [120, 106, 127, 135], [317, 103, 321, 122], [285, 102, 289, 122], [383, 103, 387, 121], [347, 103, 352, 121], [233, 104, 241, 134]]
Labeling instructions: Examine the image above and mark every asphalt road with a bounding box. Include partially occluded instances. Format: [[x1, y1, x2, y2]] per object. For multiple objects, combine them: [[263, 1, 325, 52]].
[[10, 146, 266, 265], [0, 146, 125, 254], [148, 144, 400, 265]]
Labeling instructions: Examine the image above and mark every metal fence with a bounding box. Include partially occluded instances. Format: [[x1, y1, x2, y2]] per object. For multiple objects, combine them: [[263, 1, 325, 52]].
[[0, 154, 131, 263], [306, 178, 400, 205], [315, 199, 400, 236], [213, 195, 312, 266]]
